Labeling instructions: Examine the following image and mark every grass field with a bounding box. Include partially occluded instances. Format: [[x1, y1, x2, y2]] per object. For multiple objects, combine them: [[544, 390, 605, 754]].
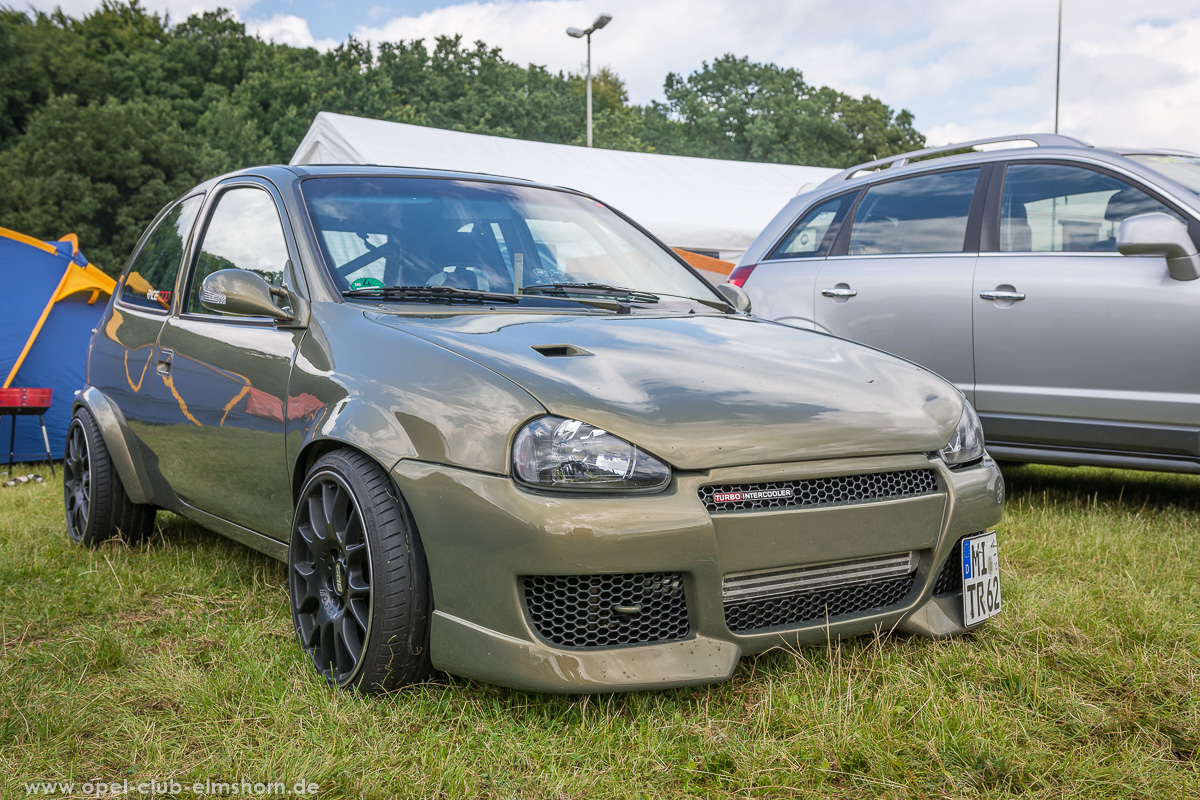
[[1, 464, 1197, 799]]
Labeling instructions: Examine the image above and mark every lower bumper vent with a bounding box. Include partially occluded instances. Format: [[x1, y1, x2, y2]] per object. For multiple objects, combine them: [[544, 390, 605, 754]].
[[723, 554, 918, 633], [523, 572, 689, 649]]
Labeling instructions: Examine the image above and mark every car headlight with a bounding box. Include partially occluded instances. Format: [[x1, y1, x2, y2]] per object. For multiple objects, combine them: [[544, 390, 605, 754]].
[[938, 401, 985, 468], [512, 416, 672, 491]]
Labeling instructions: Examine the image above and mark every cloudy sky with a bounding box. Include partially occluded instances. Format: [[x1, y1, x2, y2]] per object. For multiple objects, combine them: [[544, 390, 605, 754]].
[[24, 0, 1200, 151]]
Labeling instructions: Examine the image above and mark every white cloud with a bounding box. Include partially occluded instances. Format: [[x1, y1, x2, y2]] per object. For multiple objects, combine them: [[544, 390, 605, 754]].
[[247, 13, 339, 51], [1061, 16, 1200, 149]]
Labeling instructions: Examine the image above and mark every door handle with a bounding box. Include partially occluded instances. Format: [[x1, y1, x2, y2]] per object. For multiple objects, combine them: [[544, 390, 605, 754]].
[[979, 289, 1026, 302], [156, 348, 174, 375], [821, 287, 858, 298]]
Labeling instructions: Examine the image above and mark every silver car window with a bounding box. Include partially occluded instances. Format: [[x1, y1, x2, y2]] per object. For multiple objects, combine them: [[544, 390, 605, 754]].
[[1000, 163, 1184, 253], [846, 169, 980, 255]]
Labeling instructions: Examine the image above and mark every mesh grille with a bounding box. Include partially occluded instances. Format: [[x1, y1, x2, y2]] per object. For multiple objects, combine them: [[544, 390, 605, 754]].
[[933, 535, 971, 595], [699, 469, 938, 514], [724, 575, 915, 633], [523, 572, 689, 649]]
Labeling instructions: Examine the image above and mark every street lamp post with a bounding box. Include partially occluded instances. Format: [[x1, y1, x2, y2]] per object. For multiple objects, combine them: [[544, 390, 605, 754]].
[[567, 12, 612, 148], [1054, 0, 1063, 133]]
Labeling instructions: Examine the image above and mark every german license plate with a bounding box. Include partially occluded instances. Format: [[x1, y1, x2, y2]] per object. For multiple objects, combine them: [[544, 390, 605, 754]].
[[962, 531, 1001, 626]]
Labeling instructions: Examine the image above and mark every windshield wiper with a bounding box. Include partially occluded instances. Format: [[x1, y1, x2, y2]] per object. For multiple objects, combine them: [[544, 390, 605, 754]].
[[342, 285, 520, 304], [521, 283, 660, 304]]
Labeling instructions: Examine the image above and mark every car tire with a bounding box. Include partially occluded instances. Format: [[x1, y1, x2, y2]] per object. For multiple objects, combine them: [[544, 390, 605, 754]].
[[288, 449, 433, 693], [63, 407, 156, 546]]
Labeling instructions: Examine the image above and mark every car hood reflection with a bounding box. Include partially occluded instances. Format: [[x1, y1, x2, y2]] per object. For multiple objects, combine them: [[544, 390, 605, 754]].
[[367, 311, 961, 471]]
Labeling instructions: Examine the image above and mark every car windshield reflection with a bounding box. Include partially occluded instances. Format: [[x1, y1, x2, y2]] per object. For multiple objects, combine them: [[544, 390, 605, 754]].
[[301, 177, 722, 305], [1129, 153, 1200, 196]]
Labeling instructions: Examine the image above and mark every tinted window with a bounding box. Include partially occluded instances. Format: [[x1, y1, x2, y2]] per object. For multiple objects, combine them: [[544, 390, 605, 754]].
[[768, 194, 855, 259], [120, 195, 203, 311], [302, 177, 716, 300], [186, 188, 289, 315], [1001, 163, 1185, 252], [847, 169, 981, 255]]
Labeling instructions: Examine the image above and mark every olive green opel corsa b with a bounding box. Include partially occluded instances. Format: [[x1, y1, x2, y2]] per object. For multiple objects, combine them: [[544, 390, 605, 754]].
[[66, 165, 1004, 693]]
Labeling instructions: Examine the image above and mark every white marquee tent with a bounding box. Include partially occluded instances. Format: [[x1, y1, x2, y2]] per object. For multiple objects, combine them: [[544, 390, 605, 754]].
[[290, 112, 838, 265]]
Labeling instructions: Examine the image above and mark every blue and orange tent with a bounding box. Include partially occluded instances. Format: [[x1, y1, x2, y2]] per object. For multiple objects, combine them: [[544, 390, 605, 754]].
[[1, 227, 115, 462]]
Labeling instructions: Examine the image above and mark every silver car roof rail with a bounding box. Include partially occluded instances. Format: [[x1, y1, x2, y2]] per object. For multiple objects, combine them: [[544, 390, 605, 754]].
[[819, 133, 1093, 187]]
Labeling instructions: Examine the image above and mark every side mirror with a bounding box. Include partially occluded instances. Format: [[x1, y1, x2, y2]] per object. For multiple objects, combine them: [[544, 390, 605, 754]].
[[1117, 212, 1200, 281], [716, 283, 753, 313], [199, 269, 293, 319]]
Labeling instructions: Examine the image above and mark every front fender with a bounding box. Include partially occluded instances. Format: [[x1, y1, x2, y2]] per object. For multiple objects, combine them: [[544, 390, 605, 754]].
[[285, 303, 549, 497]]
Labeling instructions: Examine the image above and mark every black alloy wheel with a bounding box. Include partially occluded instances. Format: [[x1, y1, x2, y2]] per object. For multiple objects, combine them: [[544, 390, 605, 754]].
[[290, 468, 372, 684], [63, 408, 155, 546], [63, 417, 92, 542], [289, 450, 432, 692]]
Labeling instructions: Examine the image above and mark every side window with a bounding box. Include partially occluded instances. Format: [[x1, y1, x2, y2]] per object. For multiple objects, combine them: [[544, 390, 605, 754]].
[[1001, 163, 1185, 252], [186, 187, 289, 315], [847, 168, 981, 255], [767, 194, 855, 259], [120, 195, 203, 311]]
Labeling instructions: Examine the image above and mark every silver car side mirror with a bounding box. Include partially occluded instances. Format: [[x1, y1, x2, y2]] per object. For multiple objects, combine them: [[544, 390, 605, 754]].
[[199, 269, 294, 319], [716, 283, 753, 313], [1117, 212, 1200, 281]]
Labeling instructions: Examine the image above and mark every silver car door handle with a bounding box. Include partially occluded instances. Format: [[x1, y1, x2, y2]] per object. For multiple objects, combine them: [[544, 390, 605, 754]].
[[979, 290, 1026, 302], [821, 287, 858, 298], [156, 348, 174, 375]]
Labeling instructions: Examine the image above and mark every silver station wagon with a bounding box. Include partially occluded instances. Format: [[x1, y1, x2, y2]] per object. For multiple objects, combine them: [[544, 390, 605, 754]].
[[734, 134, 1200, 475], [67, 166, 1004, 693]]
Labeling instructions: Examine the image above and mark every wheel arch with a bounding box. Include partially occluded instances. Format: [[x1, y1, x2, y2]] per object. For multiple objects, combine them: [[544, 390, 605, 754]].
[[72, 386, 154, 505], [291, 437, 382, 505], [288, 394, 421, 507]]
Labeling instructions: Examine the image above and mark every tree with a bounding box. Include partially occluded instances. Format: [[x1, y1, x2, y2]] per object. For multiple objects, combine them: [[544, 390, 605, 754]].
[[644, 55, 923, 167], [0, 95, 209, 271]]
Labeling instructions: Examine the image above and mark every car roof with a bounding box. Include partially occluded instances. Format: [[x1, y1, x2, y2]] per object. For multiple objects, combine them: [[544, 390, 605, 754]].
[[819, 133, 1200, 191], [205, 163, 559, 192], [808, 134, 1200, 220]]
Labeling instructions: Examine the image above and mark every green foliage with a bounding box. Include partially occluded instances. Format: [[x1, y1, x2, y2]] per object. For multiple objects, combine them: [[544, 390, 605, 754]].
[[0, 2, 924, 275], [0, 95, 209, 270], [645, 55, 925, 167]]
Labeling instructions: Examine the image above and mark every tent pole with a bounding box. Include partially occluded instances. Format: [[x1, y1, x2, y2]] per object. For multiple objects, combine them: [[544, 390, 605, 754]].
[[3, 264, 72, 388]]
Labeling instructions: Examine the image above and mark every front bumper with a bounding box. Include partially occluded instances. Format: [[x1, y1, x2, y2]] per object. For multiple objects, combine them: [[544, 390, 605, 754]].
[[392, 453, 1004, 693]]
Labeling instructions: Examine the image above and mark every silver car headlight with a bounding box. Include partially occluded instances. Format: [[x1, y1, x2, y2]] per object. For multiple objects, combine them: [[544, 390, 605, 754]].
[[512, 416, 672, 491], [938, 401, 985, 468]]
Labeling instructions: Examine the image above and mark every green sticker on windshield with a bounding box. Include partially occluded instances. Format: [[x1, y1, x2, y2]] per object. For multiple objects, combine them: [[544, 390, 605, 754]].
[[350, 277, 384, 290]]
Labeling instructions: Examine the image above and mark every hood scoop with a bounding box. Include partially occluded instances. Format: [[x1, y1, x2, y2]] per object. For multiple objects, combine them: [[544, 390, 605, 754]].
[[531, 344, 593, 358]]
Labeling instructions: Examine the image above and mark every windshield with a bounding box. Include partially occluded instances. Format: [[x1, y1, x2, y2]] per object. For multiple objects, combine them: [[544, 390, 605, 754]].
[[300, 176, 720, 304], [1127, 154, 1200, 196]]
